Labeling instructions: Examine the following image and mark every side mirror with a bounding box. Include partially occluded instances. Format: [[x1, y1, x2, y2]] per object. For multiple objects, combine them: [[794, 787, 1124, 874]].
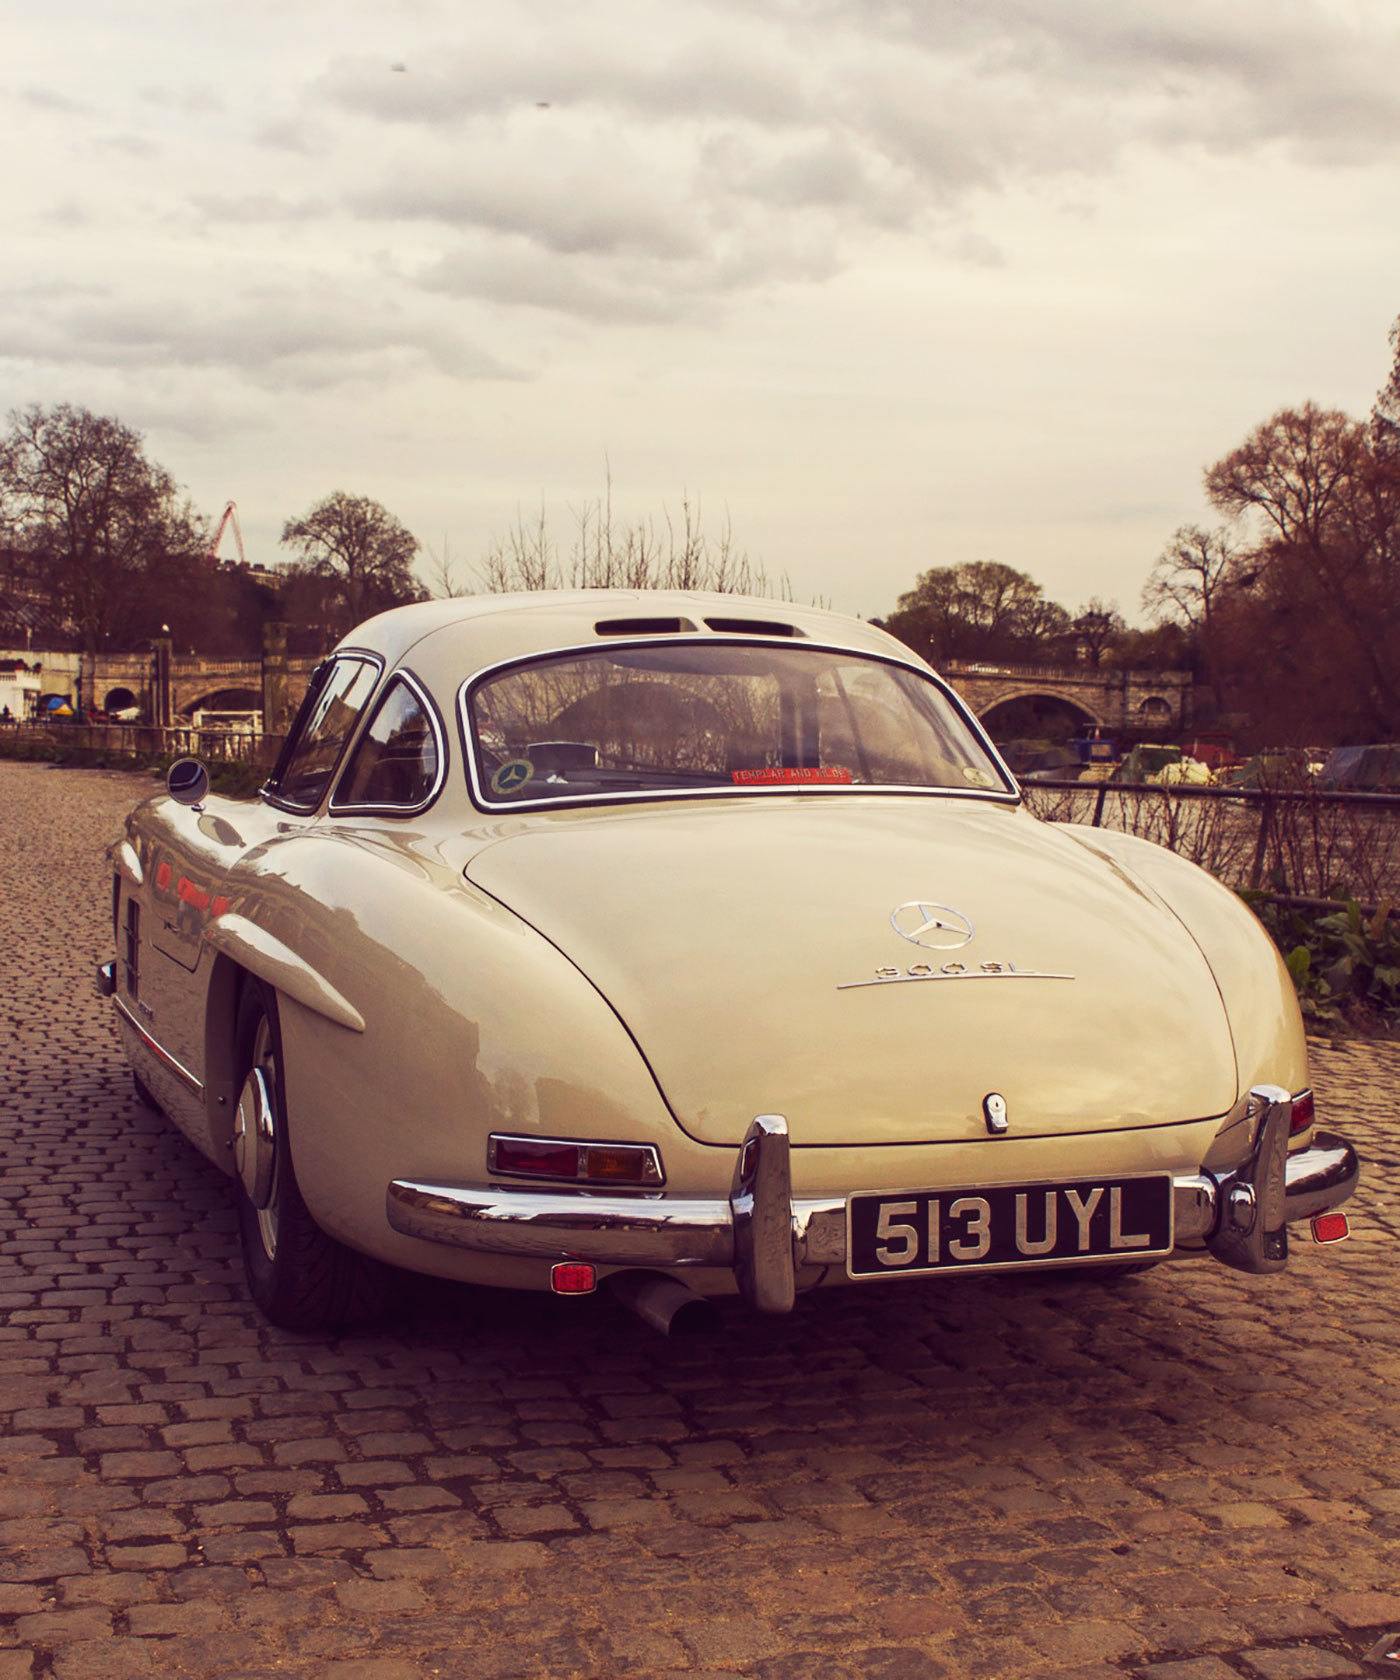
[[167, 757, 209, 806]]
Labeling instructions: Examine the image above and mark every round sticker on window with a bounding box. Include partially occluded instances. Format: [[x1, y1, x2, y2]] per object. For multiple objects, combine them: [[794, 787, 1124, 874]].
[[490, 758, 534, 795], [963, 765, 997, 788]]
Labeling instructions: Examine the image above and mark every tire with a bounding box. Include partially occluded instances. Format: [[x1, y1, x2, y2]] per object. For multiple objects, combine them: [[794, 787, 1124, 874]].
[[233, 979, 390, 1331], [132, 1071, 161, 1111]]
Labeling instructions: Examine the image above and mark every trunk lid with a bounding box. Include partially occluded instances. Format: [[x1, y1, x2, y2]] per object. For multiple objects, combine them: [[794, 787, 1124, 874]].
[[465, 797, 1238, 1146]]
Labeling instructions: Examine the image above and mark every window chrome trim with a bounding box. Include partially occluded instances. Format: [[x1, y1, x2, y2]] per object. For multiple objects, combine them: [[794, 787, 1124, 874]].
[[456, 636, 1021, 814], [261, 649, 386, 815], [328, 668, 449, 818]]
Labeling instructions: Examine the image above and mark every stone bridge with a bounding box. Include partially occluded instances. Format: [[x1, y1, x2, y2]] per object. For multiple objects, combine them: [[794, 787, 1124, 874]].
[[81, 641, 1194, 742], [83, 635, 319, 734], [942, 659, 1193, 736]]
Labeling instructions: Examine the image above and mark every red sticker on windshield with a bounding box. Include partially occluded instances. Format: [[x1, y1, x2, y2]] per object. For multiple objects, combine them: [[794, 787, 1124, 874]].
[[731, 767, 853, 785]]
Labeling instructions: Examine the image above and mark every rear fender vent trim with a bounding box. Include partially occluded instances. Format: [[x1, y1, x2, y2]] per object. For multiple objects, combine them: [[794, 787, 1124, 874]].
[[703, 617, 805, 637], [594, 616, 698, 636]]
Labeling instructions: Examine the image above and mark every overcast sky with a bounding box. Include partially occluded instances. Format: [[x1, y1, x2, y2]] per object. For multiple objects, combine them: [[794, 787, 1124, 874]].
[[5, 0, 1399, 620]]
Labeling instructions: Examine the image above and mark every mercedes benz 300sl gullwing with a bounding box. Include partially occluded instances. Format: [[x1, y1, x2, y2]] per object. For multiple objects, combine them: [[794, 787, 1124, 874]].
[[98, 592, 1360, 1331]]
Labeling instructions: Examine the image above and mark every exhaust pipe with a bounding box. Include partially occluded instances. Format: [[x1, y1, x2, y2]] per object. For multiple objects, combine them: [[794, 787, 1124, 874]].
[[607, 1270, 717, 1336]]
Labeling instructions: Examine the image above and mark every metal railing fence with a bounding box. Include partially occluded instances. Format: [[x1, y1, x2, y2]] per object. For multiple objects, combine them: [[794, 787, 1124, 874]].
[[1023, 778, 1400, 904]]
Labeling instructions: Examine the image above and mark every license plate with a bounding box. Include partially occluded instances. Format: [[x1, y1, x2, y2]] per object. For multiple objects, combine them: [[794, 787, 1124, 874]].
[[846, 1175, 1174, 1278]]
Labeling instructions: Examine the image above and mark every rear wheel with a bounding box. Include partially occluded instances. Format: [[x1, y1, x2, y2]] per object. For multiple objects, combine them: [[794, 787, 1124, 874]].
[[233, 979, 389, 1331]]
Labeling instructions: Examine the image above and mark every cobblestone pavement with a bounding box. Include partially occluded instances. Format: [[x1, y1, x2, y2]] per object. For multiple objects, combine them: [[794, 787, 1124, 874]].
[[2, 759, 1399, 1680]]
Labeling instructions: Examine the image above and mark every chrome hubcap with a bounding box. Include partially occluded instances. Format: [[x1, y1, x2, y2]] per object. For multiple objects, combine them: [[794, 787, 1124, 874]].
[[241, 1017, 281, 1261], [233, 1067, 276, 1208]]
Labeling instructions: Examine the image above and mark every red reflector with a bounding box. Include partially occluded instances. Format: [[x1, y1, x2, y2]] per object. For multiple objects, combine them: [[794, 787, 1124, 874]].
[[1290, 1090, 1315, 1134], [492, 1138, 580, 1178], [550, 1262, 596, 1295], [1310, 1212, 1350, 1244]]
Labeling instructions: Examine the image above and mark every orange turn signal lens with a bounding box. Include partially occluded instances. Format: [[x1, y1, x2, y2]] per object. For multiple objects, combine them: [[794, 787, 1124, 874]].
[[550, 1263, 597, 1294], [1310, 1212, 1350, 1244], [1289, 1090, 1315, 1134], [580, 1145, 660, 1182]]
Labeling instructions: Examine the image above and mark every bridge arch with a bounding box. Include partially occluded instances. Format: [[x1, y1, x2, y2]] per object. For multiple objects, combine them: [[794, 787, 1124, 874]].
[[976, 689, 1101, 742], [102, 686, 140, 714], [181, 686, 262, 719]]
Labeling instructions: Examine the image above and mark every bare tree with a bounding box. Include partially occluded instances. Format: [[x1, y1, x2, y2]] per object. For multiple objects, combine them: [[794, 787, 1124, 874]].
[[0, 403, 204, 653], [280, 491, 423, 635], [423, 535, 470, 599], [472, 475, 787, 598], [1143, 525, 1237, 635], [1071, 597, 1126, 668], [1203, 404, 1399, 731]]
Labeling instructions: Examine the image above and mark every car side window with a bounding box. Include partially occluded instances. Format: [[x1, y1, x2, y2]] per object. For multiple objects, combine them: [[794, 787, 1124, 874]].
[[269, 657, 380, 811], [334, 677, 441, 811]]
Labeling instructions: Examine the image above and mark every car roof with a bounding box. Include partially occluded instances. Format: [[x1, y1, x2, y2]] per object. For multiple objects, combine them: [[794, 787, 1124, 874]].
[[339, 589, 917, 676]]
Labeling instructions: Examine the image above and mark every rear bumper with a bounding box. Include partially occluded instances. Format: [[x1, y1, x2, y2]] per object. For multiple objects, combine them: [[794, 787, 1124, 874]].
[[386, 1098, 1359, 1311]]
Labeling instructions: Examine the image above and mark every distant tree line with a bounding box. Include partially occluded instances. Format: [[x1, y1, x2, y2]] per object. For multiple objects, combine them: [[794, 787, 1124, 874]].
[[1140, 323, 1400, 744], [875, 560, 1183, 674], [4, 310, 1396, 748], [878, 317, 1400, 746], [0, 405, 428, 658]]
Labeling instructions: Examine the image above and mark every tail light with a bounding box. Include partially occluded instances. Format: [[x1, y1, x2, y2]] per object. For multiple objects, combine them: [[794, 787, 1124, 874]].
[[1289, 1090, 1315, 1135], [1310, 1212, 1350, 1244], [488, 1134, 664, 1186], [550, 1262, 597, 1294]]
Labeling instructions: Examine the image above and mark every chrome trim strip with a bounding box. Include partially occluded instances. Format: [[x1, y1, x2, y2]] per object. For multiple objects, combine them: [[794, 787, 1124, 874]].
[[328, 667, 450, 818], [837, 969, 1076, 991], [113, 996, 204, 1095], [262, 650, 387, 815], [456, 636, 1021, 815]]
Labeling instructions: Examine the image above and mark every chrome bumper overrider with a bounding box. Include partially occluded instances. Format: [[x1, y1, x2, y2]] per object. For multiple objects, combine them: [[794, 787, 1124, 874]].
[[386, 1096, 1360, 1313]]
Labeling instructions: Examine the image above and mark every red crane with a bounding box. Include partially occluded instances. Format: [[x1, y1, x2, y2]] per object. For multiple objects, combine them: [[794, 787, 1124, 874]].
[[206, 500, 247, 566]]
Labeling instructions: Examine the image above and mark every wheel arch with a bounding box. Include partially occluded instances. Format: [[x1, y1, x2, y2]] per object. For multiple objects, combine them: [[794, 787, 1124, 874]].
[[202, 951, 248, 1171]]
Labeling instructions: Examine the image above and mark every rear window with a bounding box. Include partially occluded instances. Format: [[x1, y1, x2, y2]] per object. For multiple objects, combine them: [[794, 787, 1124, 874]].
[[465, 641, 1011, 807]]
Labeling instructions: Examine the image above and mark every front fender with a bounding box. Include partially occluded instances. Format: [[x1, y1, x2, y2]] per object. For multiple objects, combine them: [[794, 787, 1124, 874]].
[[1059, 824, 1308, 1104]]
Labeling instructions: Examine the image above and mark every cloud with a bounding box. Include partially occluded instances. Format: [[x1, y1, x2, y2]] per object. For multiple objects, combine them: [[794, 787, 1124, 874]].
[[351, 127, 707, 258], [14, 85, 90, 115], [0, 287, 518, 393], [294, 0, 1400, 328]]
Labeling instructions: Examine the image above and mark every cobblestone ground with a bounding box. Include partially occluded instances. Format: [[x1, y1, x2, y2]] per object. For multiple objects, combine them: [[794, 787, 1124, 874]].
[[2, 759, 1399, 1680]]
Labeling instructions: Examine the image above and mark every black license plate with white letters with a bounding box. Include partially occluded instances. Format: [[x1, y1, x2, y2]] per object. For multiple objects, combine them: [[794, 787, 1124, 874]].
[[847, 1176, 1174, 1278]]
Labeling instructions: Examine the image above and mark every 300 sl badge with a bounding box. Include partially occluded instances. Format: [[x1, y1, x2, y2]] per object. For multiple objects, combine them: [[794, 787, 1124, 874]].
[[838, 961, 1075, 990], [838, 899, 1075, 989]]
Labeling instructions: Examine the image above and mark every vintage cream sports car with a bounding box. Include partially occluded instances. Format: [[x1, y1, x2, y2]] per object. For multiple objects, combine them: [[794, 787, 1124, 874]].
[[98, 592, 1359, 1331]]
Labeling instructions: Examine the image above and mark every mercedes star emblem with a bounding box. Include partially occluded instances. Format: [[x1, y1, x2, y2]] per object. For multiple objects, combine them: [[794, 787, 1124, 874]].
[[890, 901, 975, 951]]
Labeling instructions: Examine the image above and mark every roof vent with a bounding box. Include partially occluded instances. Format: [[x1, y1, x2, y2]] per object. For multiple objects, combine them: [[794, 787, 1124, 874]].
[[703, 617, 804, 637], [594, 616, 697, 636]]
